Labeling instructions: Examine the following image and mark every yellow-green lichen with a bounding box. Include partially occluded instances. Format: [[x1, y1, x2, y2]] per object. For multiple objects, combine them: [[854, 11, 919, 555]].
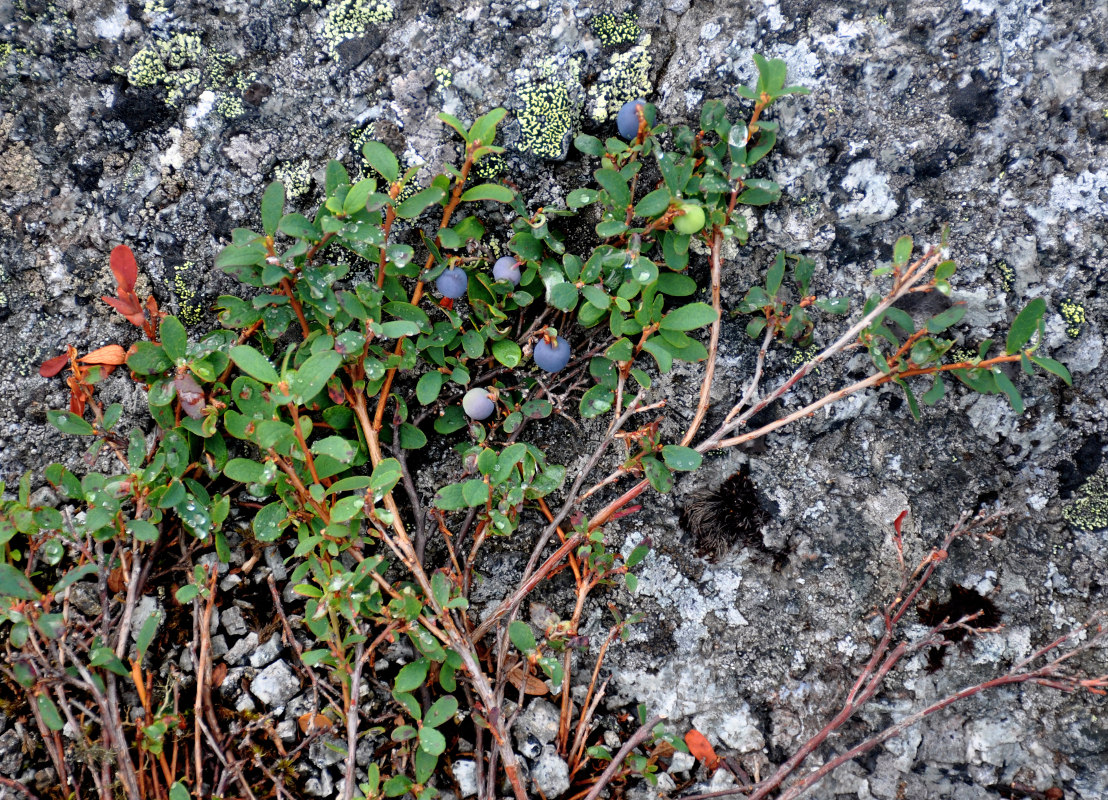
[[216, 93, 245, 119], [588, 36, 653, 123], [144, 0, 170, 13], [324, 0, 394, 57], [172, 262, 204, 326], [161, 34, 202, 70], [996, 260, 1014, 292], [435, 67, 453, 88], [518, 79, 577, 159], [127, 48, 167, 88], [165, 68, 202, 108], [275, 159, 313, 199], [1063, 467, 1108, 531], [474, 152, 506, 180], [789, 343, 819, 367], [1060, 298, 1086, 338], [590, 12, 640, 47], [0, 43, 12, 68]]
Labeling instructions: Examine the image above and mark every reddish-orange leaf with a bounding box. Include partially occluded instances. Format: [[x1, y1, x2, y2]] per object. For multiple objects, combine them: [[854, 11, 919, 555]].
[[893, 509, 909, 537], [102, 295, 147, 328], [685, 728, 720, 770], [211, 662, 228, 688], [298, 713, 334, 735], [40, 352, 70, 377], [80, 345, 128, 366], [110, 245, 138, 292]]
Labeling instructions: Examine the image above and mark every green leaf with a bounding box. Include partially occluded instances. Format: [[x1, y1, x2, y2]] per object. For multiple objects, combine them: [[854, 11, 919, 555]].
[[261, 181, 285, 237], [579, 385, 615, 418], [766, 251, 786, 297], [893, 235, 913, 266], [1028, 354, 1072, 386], [89, 646, 130, 677], [993, 370, 1024, 414], [548, 282, 578, 312], [37, 695, 64, 731], [169, 782, 191, 800], [921, 376, 946, 405], [634, 188, 671, 218], [894, 378, 921, 421], [312, 436, 356, 463], [642, 455, 673, 493], [574, 134, 605, 156], [509, 620, 536, 653], [290, 351, 342, 402], [661, 445, 702, 472], [491, 339, 522, 368], [399, 423, 427, 450], [595, 169, 631, 208], [362, 141, 399, 183], [279, 213, 320, 241], [330, 495, 365, 522], [253, 501, 289, 542], [47, 410, 95, 436], [460, 184, 514, 203], [135, 610, 162, 661], [395, 187, 447, 219], [461, 479, 489, 507], [224, 458, 267, 483], [424, 696, 458, 729], [159, 316, 187, 362], [416, 371, 445, 404], [380, 320, 422, 338], [737, 179, 781, 206], [127, 341, 173, 375], [418, 726, 446, 756], [0, 563, 41, 600], [395, 659, 430, 693], [229, 345, 280, 384], [1006, 298, 1047, 355], [660, 302, 718, 331], [926, 304, 967, 334], [567, 188, 600, 208], [344, 177, 376, 216]]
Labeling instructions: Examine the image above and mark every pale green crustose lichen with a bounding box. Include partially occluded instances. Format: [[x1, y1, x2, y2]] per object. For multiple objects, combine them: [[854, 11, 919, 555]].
[[323, 0, 394, 57], [517, 79, 578, 159], [1060, 299, 1086, 339], [435, 67, 453, 88], [996, 260, 1014, 292], [588, 36, 653, 123], [590, 12, 640, 47], [275, 160, 313, 199], [1063, 467, 1108, 531], [173, 262, 204, 326], [127, 48, 168, 88]]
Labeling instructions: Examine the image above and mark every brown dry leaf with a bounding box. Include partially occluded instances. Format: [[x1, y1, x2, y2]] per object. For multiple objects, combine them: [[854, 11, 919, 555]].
[[211, 662, 228, 687], [298, 712, 334, 735], [506, 663, 548, 696], [108, 567, 126, 594]]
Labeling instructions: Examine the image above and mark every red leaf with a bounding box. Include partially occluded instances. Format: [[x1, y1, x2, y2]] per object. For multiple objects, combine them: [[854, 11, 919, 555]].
[[40, 353, 70, 378], [685, 729, 720, 770], [893, 510, 909, 537], [102, 295, 147, 328], [110, 245, 138, 292]]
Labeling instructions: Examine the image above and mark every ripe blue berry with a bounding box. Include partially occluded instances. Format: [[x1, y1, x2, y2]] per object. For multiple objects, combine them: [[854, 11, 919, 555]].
[[617, 99, 654, 140], [436, 267, 468, 299], [534, 336, 571, 373], [492, 256, 521, 286], [462, 387, 495, 420]]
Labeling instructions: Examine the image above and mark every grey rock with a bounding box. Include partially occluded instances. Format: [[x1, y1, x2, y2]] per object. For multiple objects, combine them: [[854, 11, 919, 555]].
[[531, 747, 569, 799], [250, 661, 299, 707], [515, 698, 560, 745], [304, 767, 334, 797], [220, 606, 248, 637], [67, 581, 102, 617], [309, 736, 347, 768], [668, 751, 696, 775], [0, 729, 23, 775], [223, 632, 258, 665], [453, 760, 478, 797], [248, 633, 284, 668]]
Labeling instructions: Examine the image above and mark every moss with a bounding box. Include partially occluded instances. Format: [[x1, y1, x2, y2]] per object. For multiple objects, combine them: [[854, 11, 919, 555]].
[[127, 48, 167, 88], [172, 262, 204, 326], [517, 79, 577, 159], [1063, 467, 1108, 531], [323, 0, 394, 57], [589, 12, 640, 47], [588, 36, 653, 123], [275, 160, 313, 199], [1060, 298, 1086, 339]]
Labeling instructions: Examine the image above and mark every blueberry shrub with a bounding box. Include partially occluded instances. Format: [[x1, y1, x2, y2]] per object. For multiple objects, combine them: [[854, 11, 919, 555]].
[[1, 54, 1087, 800]]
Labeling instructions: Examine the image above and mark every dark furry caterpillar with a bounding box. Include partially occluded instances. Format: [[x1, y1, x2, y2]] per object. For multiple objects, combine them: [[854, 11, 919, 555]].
[[680, 466, 770, 560]]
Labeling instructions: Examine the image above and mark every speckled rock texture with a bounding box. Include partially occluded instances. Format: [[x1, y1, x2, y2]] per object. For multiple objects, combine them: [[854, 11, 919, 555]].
[[1, 0, 1106, 798]]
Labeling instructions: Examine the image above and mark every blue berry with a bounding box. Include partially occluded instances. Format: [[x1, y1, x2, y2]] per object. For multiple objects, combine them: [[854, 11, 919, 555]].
[[492, 256, 521, 286], [436, 267, 468, 299], [617, 99, 653, 140], [462, 387, 495, 420], [534, 336, 571, 373]]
